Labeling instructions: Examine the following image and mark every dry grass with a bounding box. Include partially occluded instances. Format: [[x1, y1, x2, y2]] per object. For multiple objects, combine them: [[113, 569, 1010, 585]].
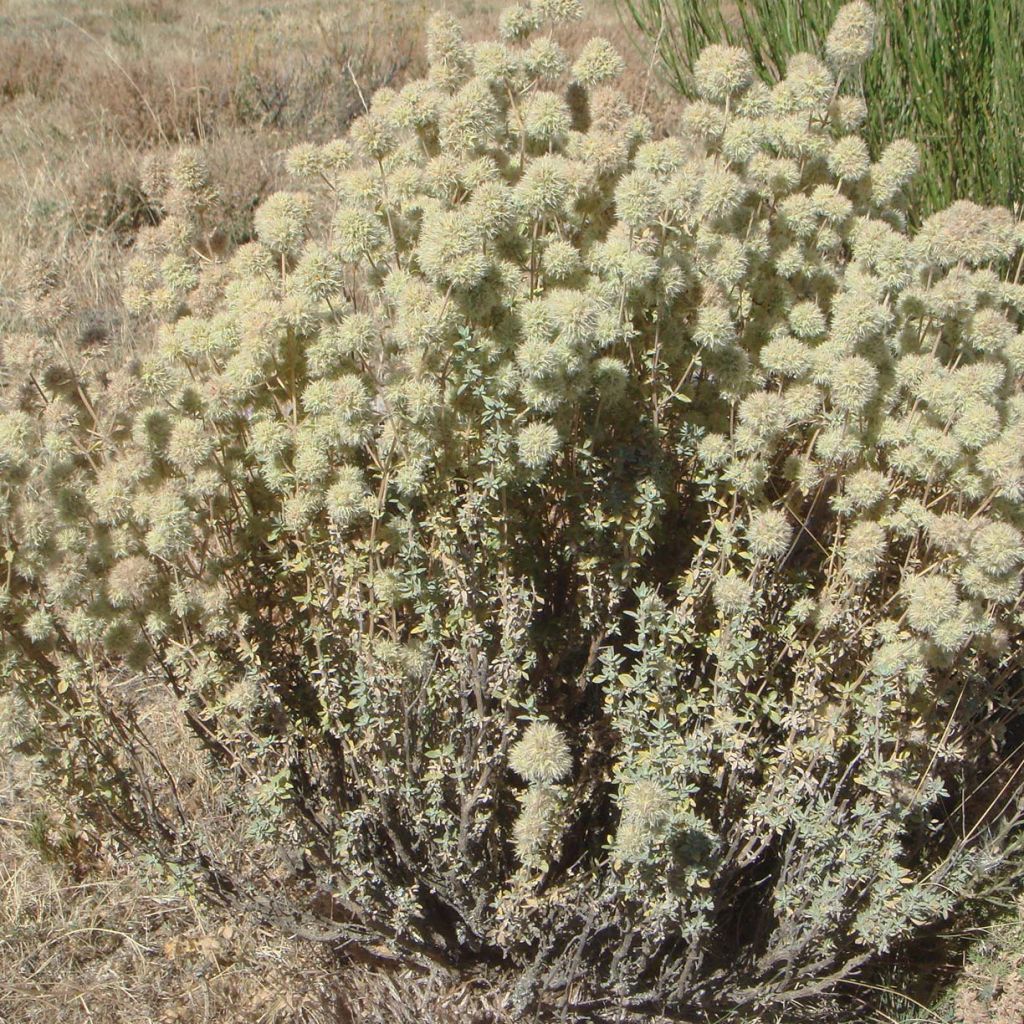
[[0, 702, 336, 1024], [0, 0, 424, 334], [0, 687, 528, 1024]]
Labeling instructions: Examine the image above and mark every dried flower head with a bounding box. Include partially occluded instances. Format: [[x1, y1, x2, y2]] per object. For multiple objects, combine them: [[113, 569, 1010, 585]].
[[107, 555, 158, 609], [713, 572, 754, 617], [693, 45, 754, 102], [825, 1, 877, 73], [512, 785, 562, 867], [572, 37, 625, 87], [746, 508, 793, 559], [517, 422, 562, 470], [254, 191, 312, 254], [509, 721, 572, 784]]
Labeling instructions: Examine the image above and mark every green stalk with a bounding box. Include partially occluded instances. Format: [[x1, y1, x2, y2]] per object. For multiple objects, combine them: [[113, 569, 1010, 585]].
[[621, 0, 1024, 217]]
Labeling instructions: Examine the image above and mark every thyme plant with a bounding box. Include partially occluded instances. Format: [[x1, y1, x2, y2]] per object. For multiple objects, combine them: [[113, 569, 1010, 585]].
[[2, 1, 1024, 1016]]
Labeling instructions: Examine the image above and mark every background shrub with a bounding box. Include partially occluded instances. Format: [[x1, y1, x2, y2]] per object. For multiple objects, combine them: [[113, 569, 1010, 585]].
[[622, 0, 1024, 218], [2, 1, 1024, 1018]]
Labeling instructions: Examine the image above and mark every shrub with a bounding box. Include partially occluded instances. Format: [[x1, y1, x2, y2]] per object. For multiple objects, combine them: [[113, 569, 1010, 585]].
[[2, 2, 1024, 1017], [623, 0, 1024, 218]]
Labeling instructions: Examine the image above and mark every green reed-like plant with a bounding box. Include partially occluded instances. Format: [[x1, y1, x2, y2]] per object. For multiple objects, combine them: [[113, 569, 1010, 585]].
[[3, 1, 1024, 1018], [623, 0, 1024, 218]]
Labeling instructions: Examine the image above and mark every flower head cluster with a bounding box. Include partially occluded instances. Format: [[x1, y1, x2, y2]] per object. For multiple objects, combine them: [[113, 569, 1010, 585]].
[[3, 3, 1024, 1014]]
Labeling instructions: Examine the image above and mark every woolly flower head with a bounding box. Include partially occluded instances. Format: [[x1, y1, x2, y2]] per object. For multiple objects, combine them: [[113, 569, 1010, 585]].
[[253, 192, 311, 255], [415, 208, 487, 289], [760, 334, 813, 378], [499, 3, 538, 41], [697, 433, 731, 469], [738, 391, 789, 440], [829, 355, 878, 414], [812, 184, 852, 225], [521, 91, 572, 146], [524, 36, 569, 81], [694, 304, 735, 350], [971, 521, 1024, 576], [593, 356, 629, 400], [572, 37, 625, 87], [968, 308, 1016, 355], [472, 42, 520, 85], [748, 154, 800, 197], [693, 44, 753, 102], [467, 181, 514, 240], [107, 555, 158, 609], [514, 154, 572, 220], [547, 288, 600, 346], [913, 201, 1018, 269], [830, 286, 892, 349], [845, 468, 889, 509], [871, 139, 920, 205], [0, 411, 33, 473], [775, 54, 833, 113], [542, 238, 581, 281], [620, 780, 673, 833], [532, 0, 584, 24], [325, 466, 368, 528], [169, 148, 212, 197], [954, 401, 1001, 450], [426, 13, 470, 89], [978, 433, 1024, 500], [779, 194, 818, 238], [350, 112, 397, 160], [831, 94, 868, 130], [161, 254, 198, 294], [509, 721, 572, 784], [705, 235, 748, 289], [926, 513, 972, 554], [441, 78, 501, 152], [681, 101, 727, 143], [721, 117, 765, 163], [590, 227, 659, 291], [713, 572, 754, 617], [321, 138, 354, 177], [24, 609, 55, 644], [285, 142, 325, 179], [167, 417, 214, 472], [292, 243, 344, 301], [828, 135, 871, 181], [903, 574, 960, 634], [746, 508, 793, 559], [825, 1, 877, 72], [614, 780, 674, 862], [334, 206, 386, 264], [143, 484, 193, 560], [513, 786, 562, 867], [615, 171, 662, 230], [788, 301, 827, 339], [517, 421, 561, 471], [843, 520, 887, 581]]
